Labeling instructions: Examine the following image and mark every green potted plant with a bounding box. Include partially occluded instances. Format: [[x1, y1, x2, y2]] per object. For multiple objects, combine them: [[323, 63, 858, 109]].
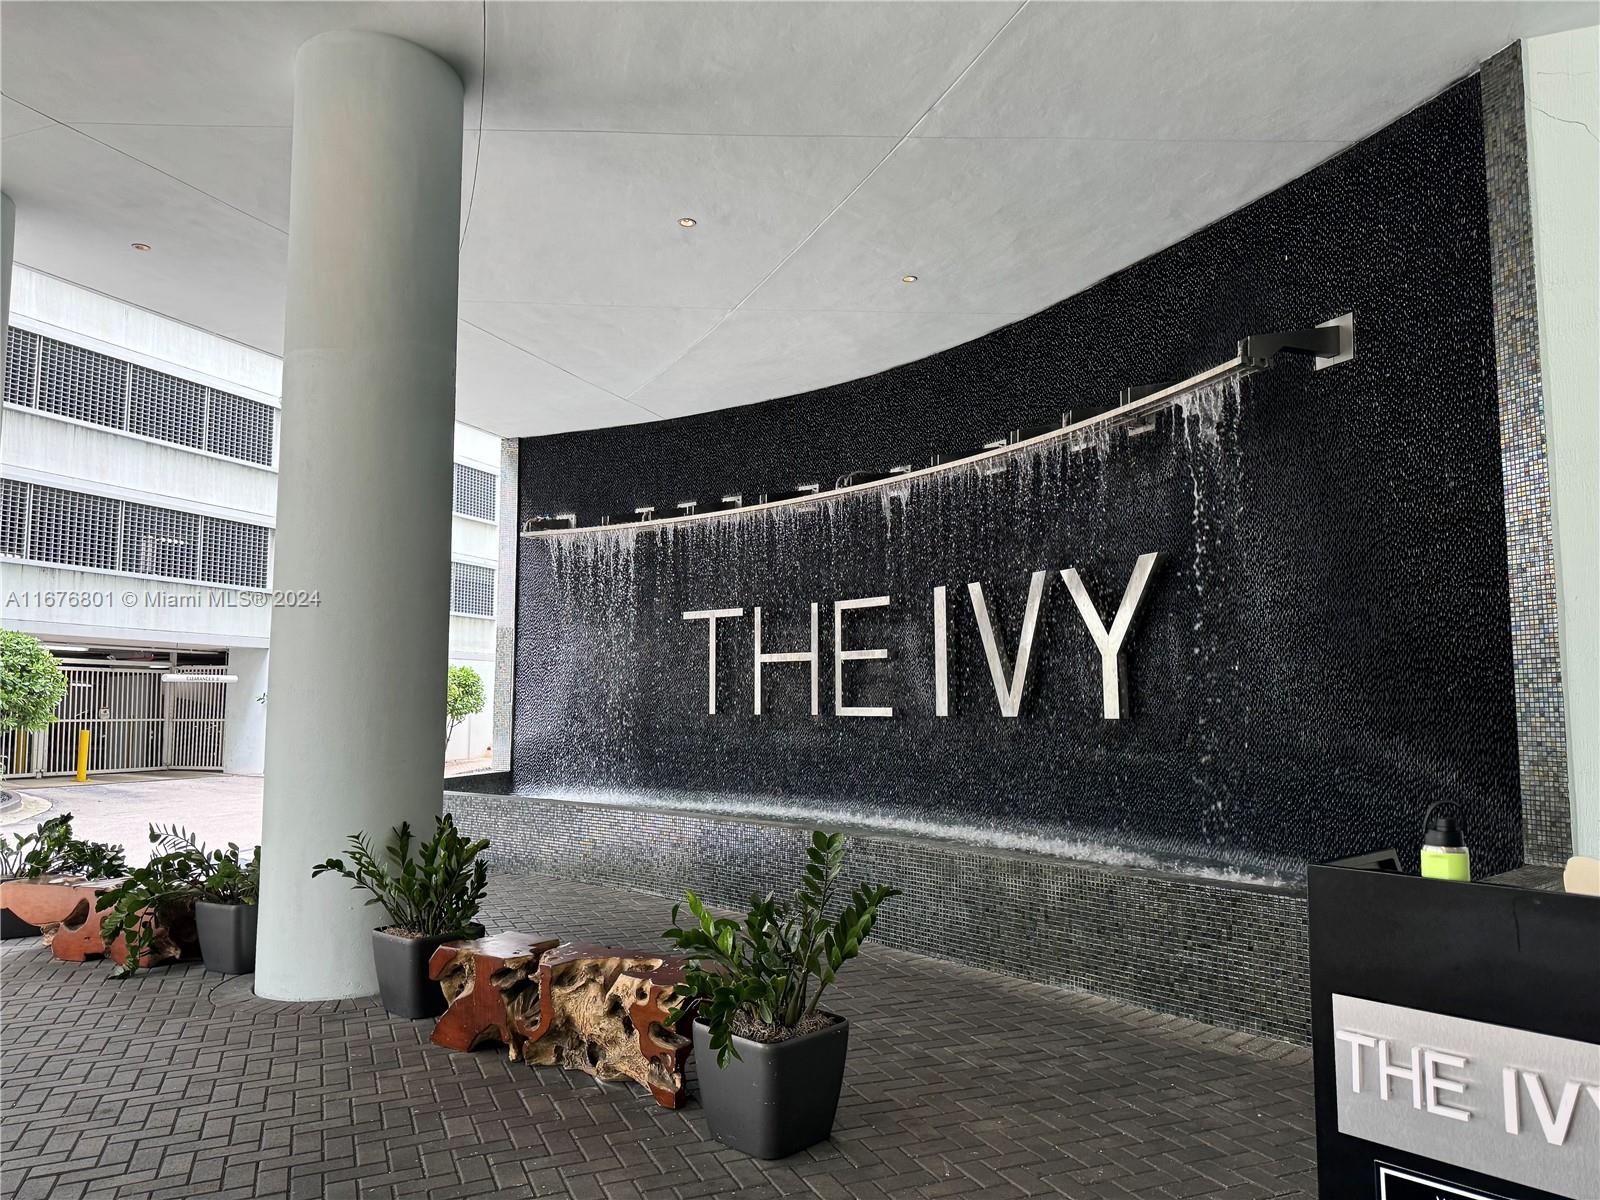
[[662, 831, 900, 1159], [145, 826, 261, 975], [312, 815, 490, 1019]]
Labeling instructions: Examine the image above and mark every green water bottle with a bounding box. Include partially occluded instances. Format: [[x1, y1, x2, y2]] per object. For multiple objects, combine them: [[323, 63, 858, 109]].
[[1420, 802, 1471, 881]]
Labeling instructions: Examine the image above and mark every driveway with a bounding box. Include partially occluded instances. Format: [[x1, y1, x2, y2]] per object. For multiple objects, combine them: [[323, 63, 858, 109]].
[[2, 774, 264, 866]]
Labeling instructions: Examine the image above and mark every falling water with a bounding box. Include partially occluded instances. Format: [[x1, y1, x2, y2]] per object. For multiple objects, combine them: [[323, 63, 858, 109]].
[[516, 375, 1302, 884]]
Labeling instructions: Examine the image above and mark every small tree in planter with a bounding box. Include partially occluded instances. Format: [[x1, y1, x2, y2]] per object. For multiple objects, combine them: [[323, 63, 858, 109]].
[[662, 831, 899, 1159], [312, 815, 490, 1019], [1, 631, 69, 782], [445, 665, 485, 752]]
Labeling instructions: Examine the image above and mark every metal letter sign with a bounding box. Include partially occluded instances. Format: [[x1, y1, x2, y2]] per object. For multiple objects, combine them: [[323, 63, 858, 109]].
[[683, 553, 1163, 722]]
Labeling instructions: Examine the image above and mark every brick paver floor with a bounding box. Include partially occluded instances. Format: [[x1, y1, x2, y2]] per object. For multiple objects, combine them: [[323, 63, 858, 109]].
[[1, 873, 1317, 1199]]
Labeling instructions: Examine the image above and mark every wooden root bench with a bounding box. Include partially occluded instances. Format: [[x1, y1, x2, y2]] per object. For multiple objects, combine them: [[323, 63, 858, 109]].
[[0, 877, 199, 969], [429, 934, 692, 1108]]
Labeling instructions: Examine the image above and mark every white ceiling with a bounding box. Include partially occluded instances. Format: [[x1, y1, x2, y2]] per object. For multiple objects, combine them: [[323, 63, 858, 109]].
[[1, 1, 1592, 437]]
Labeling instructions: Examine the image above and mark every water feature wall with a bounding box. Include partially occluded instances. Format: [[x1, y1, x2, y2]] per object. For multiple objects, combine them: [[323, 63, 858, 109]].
[[512, 76, 1522, 884]]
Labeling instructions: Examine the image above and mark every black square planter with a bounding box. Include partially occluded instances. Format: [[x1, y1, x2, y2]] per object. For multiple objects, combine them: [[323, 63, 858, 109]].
[[692, 1017, 849, 1159], [370, 928, 454, 1019], [194, 899, 258, 975]]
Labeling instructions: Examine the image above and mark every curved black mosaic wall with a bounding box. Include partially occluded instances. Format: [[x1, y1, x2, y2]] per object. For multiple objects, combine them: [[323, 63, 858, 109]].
[[514, 77, 1521, 882]]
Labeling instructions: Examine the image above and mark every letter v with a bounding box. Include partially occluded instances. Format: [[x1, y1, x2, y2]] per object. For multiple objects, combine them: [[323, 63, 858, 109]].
[[967, 571, 1049, 718]]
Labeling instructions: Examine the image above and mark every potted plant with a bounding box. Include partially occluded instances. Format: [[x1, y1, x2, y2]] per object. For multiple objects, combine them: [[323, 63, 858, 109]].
[[662, 831, 900, 1159], [141, 826, 261, 974], [312, 815, 489, 1019]]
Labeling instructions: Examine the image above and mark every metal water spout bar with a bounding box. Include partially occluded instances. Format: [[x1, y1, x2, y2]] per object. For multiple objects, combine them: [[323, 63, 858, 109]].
[[521, 316, 1354, 538]]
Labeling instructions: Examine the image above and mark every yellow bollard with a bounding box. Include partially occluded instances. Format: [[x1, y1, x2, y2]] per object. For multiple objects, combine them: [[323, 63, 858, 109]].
[[75, 729, 91, 783]]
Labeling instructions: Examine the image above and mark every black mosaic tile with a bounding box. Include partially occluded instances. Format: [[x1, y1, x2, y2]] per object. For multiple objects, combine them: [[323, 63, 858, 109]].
[[512, 77, 1524, 884], [1480, 42, 1572, 867], [446, 789, 1312, 1043]]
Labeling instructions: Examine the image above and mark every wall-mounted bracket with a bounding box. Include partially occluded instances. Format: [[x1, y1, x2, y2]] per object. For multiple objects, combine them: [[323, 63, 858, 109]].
[[1238, 313, 1354, 368], [522, 513, 577, 534], [1312, 312, 1355, 371], [1119, 382, 1173, 406]]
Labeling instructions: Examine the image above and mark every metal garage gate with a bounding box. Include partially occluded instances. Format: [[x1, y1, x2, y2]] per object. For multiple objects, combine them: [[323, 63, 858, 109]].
[[8, 665, 230, 777]]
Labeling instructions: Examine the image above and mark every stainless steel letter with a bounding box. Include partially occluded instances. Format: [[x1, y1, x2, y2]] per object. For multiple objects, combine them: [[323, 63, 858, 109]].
[[966, 571, 1049, 718], [933, 585, 949, 717], [753, 603, 819, 716], [682, 608, 744, 714], [834, 596, 892, 718], [1061, 552, 1159, 720]]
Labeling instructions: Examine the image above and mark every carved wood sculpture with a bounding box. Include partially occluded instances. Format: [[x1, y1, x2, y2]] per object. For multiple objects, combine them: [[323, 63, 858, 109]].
[[0, 877, 197, 967], [428, 932, 561, 1057], [523, 944, 692, 1109], [100, 898, 200, 970], [0, 877, 97, 943]]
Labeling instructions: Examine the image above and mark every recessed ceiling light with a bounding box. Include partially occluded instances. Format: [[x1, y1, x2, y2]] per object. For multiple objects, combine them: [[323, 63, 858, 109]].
[[678, 217, 697, 228], [131, 242, 152, 252], [901, 274, 918, 283]]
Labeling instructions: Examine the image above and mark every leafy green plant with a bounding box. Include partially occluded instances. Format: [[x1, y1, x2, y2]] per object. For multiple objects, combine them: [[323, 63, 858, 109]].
[[94, 826, 258, 978], [95, 850, 204, 978], [150, 825, 260, 904], [311, 815, 489, 937], [662, 831, 900, 1066], [0, 829, 36, 878], [445, 665, 486, 750], [1, 632, 70, 777], [8, 813, 127, 880]]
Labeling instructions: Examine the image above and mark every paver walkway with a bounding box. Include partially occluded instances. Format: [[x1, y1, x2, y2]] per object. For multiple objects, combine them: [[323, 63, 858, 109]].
[[1, 872, 1317, 1199]]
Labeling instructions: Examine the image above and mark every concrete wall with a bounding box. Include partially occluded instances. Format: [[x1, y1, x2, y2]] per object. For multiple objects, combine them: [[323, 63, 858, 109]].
[[3, 268, 505, 772], [1525, 26, 1599, 858]]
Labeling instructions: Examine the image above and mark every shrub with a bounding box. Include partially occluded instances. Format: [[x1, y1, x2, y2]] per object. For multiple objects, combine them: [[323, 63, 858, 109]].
[[311, 815, 489, 937], [662, 831, 900, 1066], [2, 813, 127, 880], [445, 665, 486, 750], [95, 826, 258, 977], [1, 632, 69, 777]]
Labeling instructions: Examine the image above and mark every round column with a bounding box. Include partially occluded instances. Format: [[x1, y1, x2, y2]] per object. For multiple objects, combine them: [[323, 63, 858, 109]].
[[254, 32, 463, 1000], [2, 192, 15, 442]]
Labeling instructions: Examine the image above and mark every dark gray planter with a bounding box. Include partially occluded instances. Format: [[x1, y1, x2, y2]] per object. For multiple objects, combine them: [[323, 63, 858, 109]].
[[371, 928, 454, 1019], [194, 899, 258, 974], [692, 1016, 849, 1159]]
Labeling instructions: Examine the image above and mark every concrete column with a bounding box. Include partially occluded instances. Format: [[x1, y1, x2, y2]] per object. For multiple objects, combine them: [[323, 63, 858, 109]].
[[1526, 27, 1600, 858], [222, 647, 270, 776], [491, 436, 518, 772], [1, 192, 13, 332], [2, 192, 14, 445], [254, 32, 463, 1001]]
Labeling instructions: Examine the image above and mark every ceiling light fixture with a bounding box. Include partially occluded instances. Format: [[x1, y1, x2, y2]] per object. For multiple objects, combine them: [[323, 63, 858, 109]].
[[678, 217, 697, 228], [901, 274, 918, 283], [131, 242, 152, 252]]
